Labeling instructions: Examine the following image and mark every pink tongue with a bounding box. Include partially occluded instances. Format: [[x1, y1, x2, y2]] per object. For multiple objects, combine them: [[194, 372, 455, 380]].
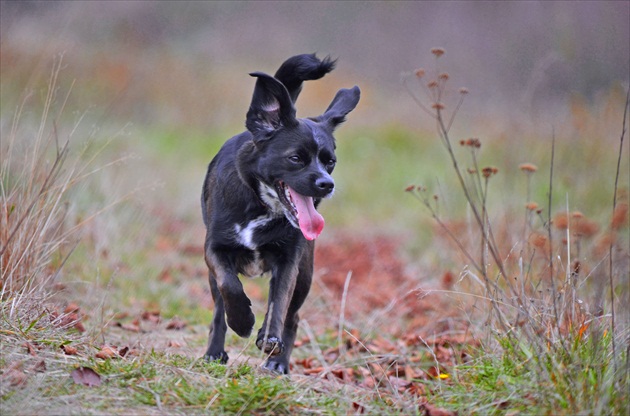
[[288, 187, 325, 240]]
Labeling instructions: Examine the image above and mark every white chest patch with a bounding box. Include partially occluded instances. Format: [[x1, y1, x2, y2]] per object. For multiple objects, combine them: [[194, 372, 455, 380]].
[[234, 215, 273, 250]]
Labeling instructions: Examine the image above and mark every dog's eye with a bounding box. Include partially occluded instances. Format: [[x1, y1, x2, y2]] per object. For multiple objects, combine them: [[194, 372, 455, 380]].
[[288, 155, 302, 164], [326, 159, 336, 168]]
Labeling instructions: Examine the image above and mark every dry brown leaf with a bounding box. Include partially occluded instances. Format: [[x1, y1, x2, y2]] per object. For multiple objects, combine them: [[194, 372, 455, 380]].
[[141, 310, 161, 323], [420, 403, 457, 416], [64, 303, 80, 313], [116, 321, 142, 332], [61, 345, 78, 355], [22, 342, 37, 356], [95, 346, 118, 359], [71, 367, 101, 387], [303, 366, 325, 375], [118, 346, 130, 357], [165, 317, 187, 330], [31, 359, 46, 373], [4, 369, 28, 387]]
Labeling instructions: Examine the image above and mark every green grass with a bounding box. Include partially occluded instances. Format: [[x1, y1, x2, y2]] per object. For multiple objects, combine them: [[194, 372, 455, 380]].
[[427, 326, 627, 415]]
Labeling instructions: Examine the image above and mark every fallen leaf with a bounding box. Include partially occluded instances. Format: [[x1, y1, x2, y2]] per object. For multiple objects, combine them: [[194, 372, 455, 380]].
[[61, 345, 78, 355], [352, 401, 366, 414], [31, 359, 46, 373], [141, 310, 161, 323], [4, 369, 27, 386], [71, 367, 101, 387], [116, 321, 142, 332], [64, 303, 80, 313], [95, 346, 118, 359], [55, 312, 85, 333], [118, 346, 130, 357], [303, 366, 325, 375], [420, 403, 457, 416], [166, 317, 187, 330], [113, 311, 129, 320], [22, 342, 37, 356]]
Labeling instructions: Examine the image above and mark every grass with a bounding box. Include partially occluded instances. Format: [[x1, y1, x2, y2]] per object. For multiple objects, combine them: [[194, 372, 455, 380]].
[[1, 49, 628, 415], [403, 49, 629, 415]]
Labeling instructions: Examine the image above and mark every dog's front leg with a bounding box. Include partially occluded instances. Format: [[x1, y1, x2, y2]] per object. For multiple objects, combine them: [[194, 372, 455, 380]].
[[204, 273, 229, 363], [261, 249, 314, 374], [256, 262, 299, 357], [208, 252, 256, 338]]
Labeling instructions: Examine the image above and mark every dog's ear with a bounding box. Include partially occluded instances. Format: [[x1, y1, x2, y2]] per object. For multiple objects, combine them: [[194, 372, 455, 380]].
[[321, 86, 360, 130], [246, 72, 297, 142]]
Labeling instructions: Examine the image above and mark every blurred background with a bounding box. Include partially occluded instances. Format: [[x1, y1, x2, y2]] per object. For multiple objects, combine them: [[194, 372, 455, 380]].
[[2, 1, 628, 130], [1, 0, 628, 253]]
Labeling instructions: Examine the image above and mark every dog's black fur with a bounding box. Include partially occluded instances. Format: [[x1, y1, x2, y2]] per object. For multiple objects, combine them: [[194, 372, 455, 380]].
[[201, 54, 360, 374]]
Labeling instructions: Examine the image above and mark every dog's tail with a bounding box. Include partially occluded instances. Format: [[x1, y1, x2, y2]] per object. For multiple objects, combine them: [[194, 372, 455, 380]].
[[274, 54, 336, 103]]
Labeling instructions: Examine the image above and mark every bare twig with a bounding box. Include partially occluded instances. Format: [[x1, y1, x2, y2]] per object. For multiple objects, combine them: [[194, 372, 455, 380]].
[[609, 87, 629, 371]]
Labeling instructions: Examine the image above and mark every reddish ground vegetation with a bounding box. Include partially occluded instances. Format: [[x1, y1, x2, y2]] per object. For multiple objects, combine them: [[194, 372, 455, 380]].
[[313, 234, 467, 336]]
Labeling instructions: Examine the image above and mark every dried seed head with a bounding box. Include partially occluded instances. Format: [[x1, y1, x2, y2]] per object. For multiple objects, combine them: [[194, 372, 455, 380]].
[[526, 202, 539, 211], [464, 138, 481, 148], [459, 140, 466, 146], [415, 68, 426, 78], [431, 47, 445, 57], [574, 218, 599, 238], [467, 168, 477, 174], [529, 232, 548, 249], [571, 211, 584, 219], [519, 163, 538, 173], [482, 166, 498, 178], [405, 185, 416, 192], [553, 213, 569, 229], [459, 87, 469, 95], [611, 203, 629, 229], [438, 72, 449, 81], [432, 102, 445, 110], [427, 80, 439, 88]]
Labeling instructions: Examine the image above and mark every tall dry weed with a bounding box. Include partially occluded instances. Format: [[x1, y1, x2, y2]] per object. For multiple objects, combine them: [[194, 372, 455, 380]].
[[1, 58, 85, 314], [405, 48, 629, 412]]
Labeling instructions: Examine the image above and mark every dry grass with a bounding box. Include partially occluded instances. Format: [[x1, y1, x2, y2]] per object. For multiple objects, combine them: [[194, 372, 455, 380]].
[[404, 48, 629, 413]]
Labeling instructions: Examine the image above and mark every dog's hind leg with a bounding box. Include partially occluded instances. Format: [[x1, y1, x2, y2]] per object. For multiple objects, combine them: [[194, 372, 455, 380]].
[[204, 273, 229, 364], [261, 248, 314, 374]]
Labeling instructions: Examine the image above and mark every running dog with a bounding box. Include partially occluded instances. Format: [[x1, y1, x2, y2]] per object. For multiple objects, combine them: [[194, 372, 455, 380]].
[[201, 54, 360, 374]]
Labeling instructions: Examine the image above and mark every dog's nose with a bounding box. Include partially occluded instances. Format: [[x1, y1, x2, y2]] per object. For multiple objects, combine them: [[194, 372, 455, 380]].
[[315, 177, 334, 193]]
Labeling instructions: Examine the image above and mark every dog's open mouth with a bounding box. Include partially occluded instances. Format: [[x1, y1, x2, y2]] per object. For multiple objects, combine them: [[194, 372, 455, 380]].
[[276, 181, 325, 241]]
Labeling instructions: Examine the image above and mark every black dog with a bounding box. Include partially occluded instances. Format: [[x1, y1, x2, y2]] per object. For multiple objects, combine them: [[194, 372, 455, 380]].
[[201, 54, 360, 374]]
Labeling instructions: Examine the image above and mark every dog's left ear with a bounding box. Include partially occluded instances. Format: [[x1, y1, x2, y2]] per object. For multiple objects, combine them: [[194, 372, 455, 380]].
[[246, 72, 297, 142], [321, 86, 361, 130]]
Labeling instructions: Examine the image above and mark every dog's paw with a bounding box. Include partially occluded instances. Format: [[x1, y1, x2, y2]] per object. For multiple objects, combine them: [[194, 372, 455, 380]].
[[225, 304, 255, 338], [256, 336, 285, 356], [204, 351, 229, 364], [262, 359, 290, 375]]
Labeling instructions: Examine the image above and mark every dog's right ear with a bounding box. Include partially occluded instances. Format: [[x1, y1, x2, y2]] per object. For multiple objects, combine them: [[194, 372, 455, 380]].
[[246, 72, 297, 143]]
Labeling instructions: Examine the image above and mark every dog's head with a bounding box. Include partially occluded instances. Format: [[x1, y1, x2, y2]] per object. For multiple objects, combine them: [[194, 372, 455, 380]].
[[239, 72, 360, 241]]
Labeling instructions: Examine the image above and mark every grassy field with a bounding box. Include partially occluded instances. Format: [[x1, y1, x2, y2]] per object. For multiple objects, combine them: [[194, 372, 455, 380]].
[[2, 4, 629, 414]]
